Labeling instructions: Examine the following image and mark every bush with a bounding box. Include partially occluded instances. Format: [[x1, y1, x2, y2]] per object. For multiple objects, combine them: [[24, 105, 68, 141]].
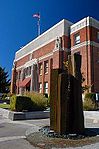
[[83, 93, 97, 111], [24, 91, 48, 111], [85, 93, 96, 101], [47, 96, 50, 107], [83, 98, 96, 111], [10, 95, 34, 112], [1, 93, 7, 100]]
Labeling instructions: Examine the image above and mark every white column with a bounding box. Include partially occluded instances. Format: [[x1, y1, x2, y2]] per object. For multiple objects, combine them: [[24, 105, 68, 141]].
[[30, 65, 34, 91]]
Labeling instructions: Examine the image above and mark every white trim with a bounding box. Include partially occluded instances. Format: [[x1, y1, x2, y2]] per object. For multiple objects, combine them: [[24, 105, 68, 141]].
[[15, 38, 55, 61], [53, 47, 70, 52], [91, 41, 99, 48], [71, 40, 99, 51], [15, 19, 72, 61], [16, 59, 37, 70], [53, 48, 61, 52], [71, 41, 89, 50], [90, 17, 99, 30], [16, 65, 23, 70], [70, 17, 89, 34], [16, 41, 99, 70], [71, 17, 99, 34], [24, 58, 37, 67], [38, 52, 53, 61], [16, 52, 53, 70]]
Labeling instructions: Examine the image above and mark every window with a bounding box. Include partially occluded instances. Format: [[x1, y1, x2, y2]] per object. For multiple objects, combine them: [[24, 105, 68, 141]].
[[44, 61, 48, 74], [24, 68, 28, 77], [44, 82, 48, 94], [23, 66, 31, 78], [39, 83, 42, 93], [74, 33, 80, 45], [39, 63, 43, 75]]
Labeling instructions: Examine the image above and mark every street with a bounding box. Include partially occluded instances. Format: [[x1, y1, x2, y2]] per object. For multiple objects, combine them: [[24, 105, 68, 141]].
[[0, 112, 99, 149], [0, 114, 49, 149]]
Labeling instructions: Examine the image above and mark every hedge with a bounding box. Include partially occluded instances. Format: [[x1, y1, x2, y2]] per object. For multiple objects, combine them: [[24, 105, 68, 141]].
[[83, 93, 97, 111], [24, 91, 48, 110], [10, 95, 34, 112], [84, 93, 96, 101], [10, 93, 48, 112]]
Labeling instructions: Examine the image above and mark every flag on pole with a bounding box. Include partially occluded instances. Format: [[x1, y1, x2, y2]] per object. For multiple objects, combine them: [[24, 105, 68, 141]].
[[32, 13, 41, 36], [33, 13, 40, 19]]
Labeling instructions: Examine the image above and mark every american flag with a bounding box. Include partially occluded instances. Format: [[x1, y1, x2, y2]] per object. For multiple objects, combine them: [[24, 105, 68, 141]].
[[33, 13, 40, 19]]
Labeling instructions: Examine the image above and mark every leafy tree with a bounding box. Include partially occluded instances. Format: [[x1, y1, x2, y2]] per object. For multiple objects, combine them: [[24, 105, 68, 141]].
[[0, 67, 10, 93]]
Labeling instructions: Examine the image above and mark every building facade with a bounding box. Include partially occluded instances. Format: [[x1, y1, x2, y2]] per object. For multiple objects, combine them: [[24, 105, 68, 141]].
[[11, 17, 99, 95]]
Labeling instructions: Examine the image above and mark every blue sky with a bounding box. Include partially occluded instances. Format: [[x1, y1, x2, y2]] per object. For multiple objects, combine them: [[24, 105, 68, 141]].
[[0, 0, 99, 79]]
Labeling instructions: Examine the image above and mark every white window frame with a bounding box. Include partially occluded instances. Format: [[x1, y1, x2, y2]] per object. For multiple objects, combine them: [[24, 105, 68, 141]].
[[74, 33, 80, 45], [39, 83, 42, 93], [44, 60, 48, 74], [39, 63, 43, 75], [44, 82, 48, 94]]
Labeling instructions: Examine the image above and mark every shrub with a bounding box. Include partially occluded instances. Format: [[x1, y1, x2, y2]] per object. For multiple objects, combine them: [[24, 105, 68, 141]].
[[10, 95, 16, 111], [10, 95, 34, 112], [85, 93, 96, 101], [1, 93, 7, 100], [24, 91, 48, 111], [83, 98, 96, 111], [47, 96, 50, 107], [83, 93, 97, 111]]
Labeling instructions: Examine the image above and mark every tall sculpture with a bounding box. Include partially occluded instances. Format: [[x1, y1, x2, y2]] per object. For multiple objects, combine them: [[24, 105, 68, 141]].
[[50, 53, 84, 134]]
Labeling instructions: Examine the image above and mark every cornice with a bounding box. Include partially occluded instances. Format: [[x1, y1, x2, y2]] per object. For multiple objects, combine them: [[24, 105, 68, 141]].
[[71, 17, 99, 34], [71, 41, 99, 51], [15, 19, 72, 61]]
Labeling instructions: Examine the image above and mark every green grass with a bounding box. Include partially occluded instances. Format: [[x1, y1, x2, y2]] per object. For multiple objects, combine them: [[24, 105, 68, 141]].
[[0, 103, 10, 109]]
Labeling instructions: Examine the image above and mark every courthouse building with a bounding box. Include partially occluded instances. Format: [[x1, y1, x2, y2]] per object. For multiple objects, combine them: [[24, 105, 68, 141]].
[[11, 16, 99, 95]]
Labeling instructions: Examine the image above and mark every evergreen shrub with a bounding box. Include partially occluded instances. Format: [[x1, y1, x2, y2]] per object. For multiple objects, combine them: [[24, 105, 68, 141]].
[[24, 91, 47, 111], [83, 93, 97, 111], [10, 95, 34, 112]]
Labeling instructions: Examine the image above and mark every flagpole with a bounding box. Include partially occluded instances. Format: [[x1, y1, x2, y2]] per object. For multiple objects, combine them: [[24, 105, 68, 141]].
[[37, 18, 40, 36], [33, 13, 41, 37]]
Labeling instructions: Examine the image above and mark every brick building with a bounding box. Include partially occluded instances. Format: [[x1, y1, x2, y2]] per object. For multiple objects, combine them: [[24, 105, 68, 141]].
[[11, 16, 99, 95]]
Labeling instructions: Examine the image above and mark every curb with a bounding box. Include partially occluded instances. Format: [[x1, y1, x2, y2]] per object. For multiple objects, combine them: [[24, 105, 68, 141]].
[[0, 108, 50, 120]]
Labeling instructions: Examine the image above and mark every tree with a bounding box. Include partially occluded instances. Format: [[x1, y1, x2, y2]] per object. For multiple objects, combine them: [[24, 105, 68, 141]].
[[0, 67, 10, 93]]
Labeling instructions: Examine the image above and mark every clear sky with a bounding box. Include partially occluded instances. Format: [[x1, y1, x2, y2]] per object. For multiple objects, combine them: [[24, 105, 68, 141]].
[[0, 0, 99, 79]]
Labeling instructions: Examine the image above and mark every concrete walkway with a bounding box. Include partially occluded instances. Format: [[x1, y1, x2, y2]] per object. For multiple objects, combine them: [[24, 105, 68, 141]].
[[1, 108, 99, 149]]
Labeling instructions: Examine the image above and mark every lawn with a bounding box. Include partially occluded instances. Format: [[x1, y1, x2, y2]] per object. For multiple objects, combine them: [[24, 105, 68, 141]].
[[0, 103, 10, 109]]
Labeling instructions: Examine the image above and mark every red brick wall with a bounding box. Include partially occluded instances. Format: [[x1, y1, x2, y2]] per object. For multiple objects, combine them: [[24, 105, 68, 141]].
[[90, 27, 99, 42], [16, 41, 54, 68], [16, 54, 30, 67], [90, 46, 99, 92], [62, 35, 71, 48], [71, 46, 88, 85], [38, 57, 53, 94], [16, 35, 69, 68], [14, 34, 70, 94], [71, 25, 99, 93], [33, 41, 55, 59], [71, 27, 91, 47]]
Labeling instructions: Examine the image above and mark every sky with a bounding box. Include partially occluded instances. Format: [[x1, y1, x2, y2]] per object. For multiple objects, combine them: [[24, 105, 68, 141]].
[[0, 0, 99, 79]]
